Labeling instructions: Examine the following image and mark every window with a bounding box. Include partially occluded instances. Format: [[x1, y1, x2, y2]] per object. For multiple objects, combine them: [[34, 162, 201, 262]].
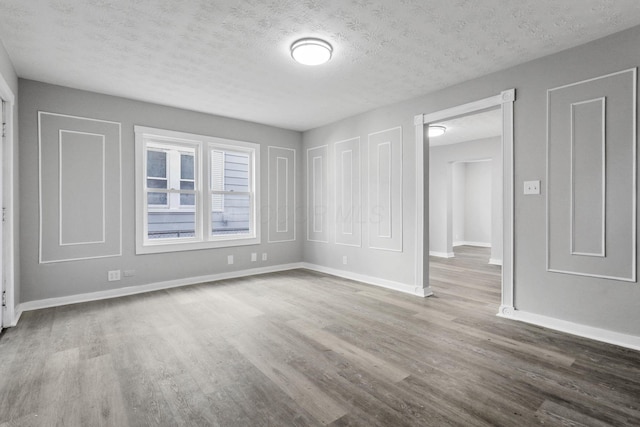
[[135, 126, 260, 254], [146, 145, 196, 212]]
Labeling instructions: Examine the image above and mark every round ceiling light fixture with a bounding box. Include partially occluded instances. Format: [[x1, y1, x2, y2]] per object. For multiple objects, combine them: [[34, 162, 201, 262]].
[[291, 38, 333, 66], [428, 125, 447, 137]]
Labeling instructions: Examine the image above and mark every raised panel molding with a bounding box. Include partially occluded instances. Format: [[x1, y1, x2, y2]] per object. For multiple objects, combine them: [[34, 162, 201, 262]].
[[39, 112, 122, 263], [276, 158, 288, 233], [335, 137, 361, 247], [59, 130, 106, 246], [547, 68, 636, 281], [368, 127, 402, 252], [570, 97, 605, 257], [267, 146, 296, 243], [307, 145, 329, 243]]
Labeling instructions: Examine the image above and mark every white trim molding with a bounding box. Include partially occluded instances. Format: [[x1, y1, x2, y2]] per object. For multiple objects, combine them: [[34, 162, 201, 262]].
[[569, 97, 606, 257], [17, 263, 433, 320], [415, 88, 516, 310], [267, 146, 296, 243], [19, 263, 305, 313], [367, 127, 403, 252], [0, 71, 16, 327], [429, 251, 455, 258], [546, 68, 636, 282], [453, 241, 491, 248], [498, 309, 640, 352], [306, 145, 329, 243], [58, 129, 107, 247], [301, 263, 432, 298], [38, 111, 123, 264], [334, 137, 362, 248]]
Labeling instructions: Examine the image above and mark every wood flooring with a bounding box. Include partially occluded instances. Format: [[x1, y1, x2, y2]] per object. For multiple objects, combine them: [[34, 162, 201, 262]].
[[0, 246, 639, 426]]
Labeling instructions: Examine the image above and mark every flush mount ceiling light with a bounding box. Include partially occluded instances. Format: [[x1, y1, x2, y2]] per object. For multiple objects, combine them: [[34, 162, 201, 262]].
[[428, 125, 447, 137], [291, 38, 333, 66]]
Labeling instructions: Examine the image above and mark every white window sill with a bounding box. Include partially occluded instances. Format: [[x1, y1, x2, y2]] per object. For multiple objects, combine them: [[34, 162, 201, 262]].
[[136, 235, 260, 254]]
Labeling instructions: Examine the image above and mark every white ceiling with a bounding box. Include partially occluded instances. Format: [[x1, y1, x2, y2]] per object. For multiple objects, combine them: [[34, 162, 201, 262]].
[[429, 108, 502, 147], [1, 1, 640, 131]]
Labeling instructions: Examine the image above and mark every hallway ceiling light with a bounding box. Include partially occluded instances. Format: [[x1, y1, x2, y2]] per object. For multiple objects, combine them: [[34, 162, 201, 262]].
[[428, 125, 447, 137], [291, 38, 333, 66]]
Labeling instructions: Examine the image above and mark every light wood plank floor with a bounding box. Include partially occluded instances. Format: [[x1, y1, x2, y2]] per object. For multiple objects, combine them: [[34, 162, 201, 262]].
[[1, 246, 639, 426]]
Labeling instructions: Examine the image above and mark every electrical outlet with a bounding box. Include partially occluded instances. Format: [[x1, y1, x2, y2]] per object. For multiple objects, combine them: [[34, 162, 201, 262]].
[[524, 180, 540, 195], [251, 253, 257, 262], [262, 253, 267, 261], [342, 256, 348, 265], [123, 269, 135, 277], [227, 255, 234, 265], [108, 270, 121, 281]]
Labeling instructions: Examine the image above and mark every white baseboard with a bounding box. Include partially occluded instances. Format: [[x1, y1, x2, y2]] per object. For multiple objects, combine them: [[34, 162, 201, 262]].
[[498, 308, 640, 352], [301, 263, 432, 298], [453, 241, 491, 248], [15, 262, 433, 320], [489, 258, 503, 266], [429, 251, 455, 258], [10, 307, 22, 327], [18, 263, 305, 313]]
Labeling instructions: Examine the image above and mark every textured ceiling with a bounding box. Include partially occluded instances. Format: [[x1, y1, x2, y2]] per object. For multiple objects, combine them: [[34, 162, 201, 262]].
[[1, 1, 640, 131], [430, 109, 502, 147]]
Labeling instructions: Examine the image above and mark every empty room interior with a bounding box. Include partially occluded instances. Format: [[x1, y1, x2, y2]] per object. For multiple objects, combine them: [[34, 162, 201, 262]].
[[0, 1, 640, 426]]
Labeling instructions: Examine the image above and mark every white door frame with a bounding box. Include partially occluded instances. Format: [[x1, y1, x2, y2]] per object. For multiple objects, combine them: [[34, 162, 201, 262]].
[[414, 89, 516, 315], [0, 71, 16, 327]]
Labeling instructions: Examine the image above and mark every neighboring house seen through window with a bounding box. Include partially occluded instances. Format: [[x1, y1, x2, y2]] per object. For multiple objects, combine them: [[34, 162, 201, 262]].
[[135, 126, 260, 254]]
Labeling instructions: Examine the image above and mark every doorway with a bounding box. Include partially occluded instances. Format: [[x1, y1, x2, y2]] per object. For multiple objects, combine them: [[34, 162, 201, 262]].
[[428, 108, 503, 265], [413, 89, 515, 315]]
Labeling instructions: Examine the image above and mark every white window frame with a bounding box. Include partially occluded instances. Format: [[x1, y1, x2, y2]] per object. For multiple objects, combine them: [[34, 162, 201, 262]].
[[135, 126, 260, 254], [146, 145, 197, 211]]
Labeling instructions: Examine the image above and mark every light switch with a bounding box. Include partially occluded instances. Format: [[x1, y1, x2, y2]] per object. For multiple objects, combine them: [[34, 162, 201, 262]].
[[524, 180, 540, 195]]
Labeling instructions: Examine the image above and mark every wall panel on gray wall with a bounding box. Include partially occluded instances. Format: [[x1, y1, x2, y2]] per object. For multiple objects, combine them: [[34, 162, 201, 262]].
[[335, 137, 361, 247], [38, 112, 121, 263], [571, 98, 605, 256], [268, 146, 295, 242], [59, 130, 105, 245], [547, 68, 636, 281], [368, 127, 402, 252], [307, 145, 328, 242]]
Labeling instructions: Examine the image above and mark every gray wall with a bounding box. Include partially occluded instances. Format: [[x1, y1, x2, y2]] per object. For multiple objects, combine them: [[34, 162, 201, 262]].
[[19, 80, 303, 303], [462, 161, 492, 246], [451, 162, 465, 247], [430, 138, 501, 261], [303, 25, 640, 336], [0, 40, 20, 307]]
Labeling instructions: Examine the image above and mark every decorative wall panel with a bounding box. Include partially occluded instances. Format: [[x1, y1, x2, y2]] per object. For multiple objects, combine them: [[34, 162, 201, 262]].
[[268, 146, 295, 243], [547, 69, 636, 281], [307, 145, 328, 242], [39, 112, 121, 263], [335, 137, 361, 247], [570, 98, 605, 256], [59, 130, 105, 246], [368, 127, 402, 252]]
